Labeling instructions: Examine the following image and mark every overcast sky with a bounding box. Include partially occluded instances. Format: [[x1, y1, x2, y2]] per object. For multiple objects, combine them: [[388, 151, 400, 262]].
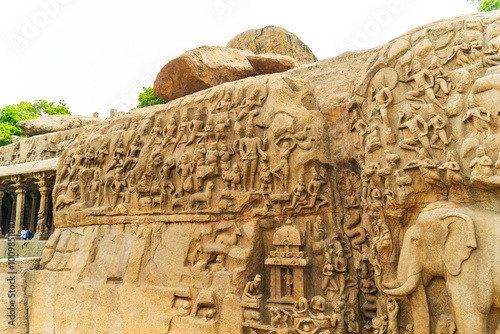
[[0, 0, 477, 118]]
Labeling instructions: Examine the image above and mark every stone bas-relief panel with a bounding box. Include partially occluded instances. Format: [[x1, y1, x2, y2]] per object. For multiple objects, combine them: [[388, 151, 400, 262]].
[[53, 74, 332, 226], [345, 11, 500, 334]]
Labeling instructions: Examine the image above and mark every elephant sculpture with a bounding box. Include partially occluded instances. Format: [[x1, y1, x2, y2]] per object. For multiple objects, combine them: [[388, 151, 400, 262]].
[[383, 201, 500, 334]]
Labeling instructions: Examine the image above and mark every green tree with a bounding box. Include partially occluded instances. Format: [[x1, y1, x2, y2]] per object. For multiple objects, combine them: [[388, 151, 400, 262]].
[[0, 99, 70, 146], [468, 0, 500, 11], [135, 87, 166, 109]]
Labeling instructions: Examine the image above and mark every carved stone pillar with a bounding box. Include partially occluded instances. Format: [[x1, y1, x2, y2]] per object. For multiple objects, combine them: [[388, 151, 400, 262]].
[[13, 185, 26, 236], [29, 191, 39, 233], [0, 190, 4, 238], [33, 173, 53, 240]]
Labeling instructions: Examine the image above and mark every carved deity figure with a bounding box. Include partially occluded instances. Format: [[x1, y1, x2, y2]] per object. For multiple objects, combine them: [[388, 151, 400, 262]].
[[205, 142, 219, 173], [370, 73, 394, 136], [111, 168, 127, 208], [214, 118, 230, 143], [312, 215, 326, 242], [470, 147, 493, 178], [405, 60, 445, 110], [283, 174, 308, 212], [123, 136, 141, 172], [218, 143, 234, 170], [283, 269, 293, 296], [230, 164, 242, 190], [428, 109, 454, 152], [462, 99, 496, 140], [95, 141, 109, 170], [106, 139, 126, 173], [176, 153, 194, 196], [239, 127, 267, 191], [147, 119, 163, 146]]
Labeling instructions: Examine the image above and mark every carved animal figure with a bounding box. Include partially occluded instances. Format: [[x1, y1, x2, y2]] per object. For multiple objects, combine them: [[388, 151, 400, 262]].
[[55, 182, 79, 211], [384, 202, 500, 334], [215, 223, 242, 246], [188, 182, 214, 210], [343, 207, 366, 251], [186, 243, 203, 266]]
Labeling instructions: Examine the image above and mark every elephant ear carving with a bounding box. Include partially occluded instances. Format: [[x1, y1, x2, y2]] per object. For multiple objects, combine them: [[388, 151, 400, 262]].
[[440, 213, 477, 276]]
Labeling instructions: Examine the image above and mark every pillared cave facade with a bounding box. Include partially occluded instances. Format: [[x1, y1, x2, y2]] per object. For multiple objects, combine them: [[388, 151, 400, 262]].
[[1, 11, 500, 334]]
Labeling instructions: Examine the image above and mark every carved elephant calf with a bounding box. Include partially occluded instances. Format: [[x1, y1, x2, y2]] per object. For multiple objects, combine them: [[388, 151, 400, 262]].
[[384, 201, 500, 334]]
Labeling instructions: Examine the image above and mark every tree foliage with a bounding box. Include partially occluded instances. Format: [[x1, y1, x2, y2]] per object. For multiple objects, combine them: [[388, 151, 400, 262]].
[[468, 0, 500, 11], [135, 87, 166, 109], [0, 100, 70, 146]]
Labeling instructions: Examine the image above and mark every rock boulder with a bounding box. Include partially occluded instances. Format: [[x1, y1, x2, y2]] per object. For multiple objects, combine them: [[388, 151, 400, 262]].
[[247, 53, 298, 75], [227, 26, 317, 65], [153, 46, 257, 102], [17, 115, 101, 137]]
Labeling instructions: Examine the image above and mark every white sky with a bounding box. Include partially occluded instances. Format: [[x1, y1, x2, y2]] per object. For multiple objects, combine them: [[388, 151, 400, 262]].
[[0, 0, 477, 118]]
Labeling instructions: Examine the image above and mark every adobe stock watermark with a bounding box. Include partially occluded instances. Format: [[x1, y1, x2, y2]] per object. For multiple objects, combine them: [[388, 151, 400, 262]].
[[7, 0, 73, 54], [337, 0, 405, 54], [111, 64, 162, 112], [212, 0, 243, 21]]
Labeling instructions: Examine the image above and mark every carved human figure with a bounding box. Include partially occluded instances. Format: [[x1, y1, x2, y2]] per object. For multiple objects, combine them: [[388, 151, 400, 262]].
[[176, 153, 194, 196], [394, 170, 414, 206], [428, 109, 454, 152], [89, 171, 102, 206], [214, 118, 230, 143], [95, 141, 109, 170], [444, 36, 471, 67], [185, 111, 205, 146], [241, 275, 263, 303], [221, 164, 231, 190], [305, 170, 329, 211], [484, 28, 500, 66], [370, 73, 394, 136], [404, 148, 445, 194], [270, 307, 290, 329], [434, 315, 457, 334], [106, 139, 125, 173], [312, 215, 326, 242], [111, 168, 127, 208], [378, 150, 399, 189], [194, 143, 206, 166], [366, 125, 382, 153], [469, 147, 493, 178], [283, 174, 308, 212], [322, 253, 338, 292], [259, 161, 272, 193], [160, 158, 176, 209], [271, 137, 296, 192], [329, 304, 346, 334], [123, 136, 141, 172], [294, 297, 308, 318], [398, 107, 433, 157], [462, 99, 496, 140], [205, 142, 219, 173], [239, 127, 267, 191], [386, 298, 399, 334], [429, 56, 453, 99], [216, 90, 233, 113], [218, 143, 234, 170], [173, 115, 189, 150], [162, 117, 177, 147], [439, 150, 467, 201], [405, 60, 445, 110], [69, 145, 85, 180], [346, 308, 359, 334], [229, 164, 242, 190], [84, 146, 95, 168], [350, 111, 368, 149], [295, 319, 319, 334], [404, 324, 414, 334], [201, 118, 215, 144], [372, 219, 392, 263], [147, 119, 163, 146]]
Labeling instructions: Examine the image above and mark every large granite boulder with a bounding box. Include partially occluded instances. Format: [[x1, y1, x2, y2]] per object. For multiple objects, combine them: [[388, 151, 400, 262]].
[[153, 46, 257, 102], [227, 26, 317, 65], [17, 115, 101, 137], [247, 53, 298, 75]]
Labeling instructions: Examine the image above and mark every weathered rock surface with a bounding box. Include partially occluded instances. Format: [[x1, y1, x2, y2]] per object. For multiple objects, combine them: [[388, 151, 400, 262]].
[[227, 26, 317, 65], [153, 46, 257, 102], [17, 115, 101, 137], [247, 53, 298, 75]]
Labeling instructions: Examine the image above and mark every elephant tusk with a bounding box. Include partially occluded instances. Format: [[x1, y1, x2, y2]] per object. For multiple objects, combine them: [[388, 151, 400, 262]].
[[384, 272, 421, 296], [383, 279, 401, 289]]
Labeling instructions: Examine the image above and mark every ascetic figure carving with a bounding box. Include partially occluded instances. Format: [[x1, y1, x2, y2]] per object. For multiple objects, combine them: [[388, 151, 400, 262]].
[[384, 202, 500, 334]]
